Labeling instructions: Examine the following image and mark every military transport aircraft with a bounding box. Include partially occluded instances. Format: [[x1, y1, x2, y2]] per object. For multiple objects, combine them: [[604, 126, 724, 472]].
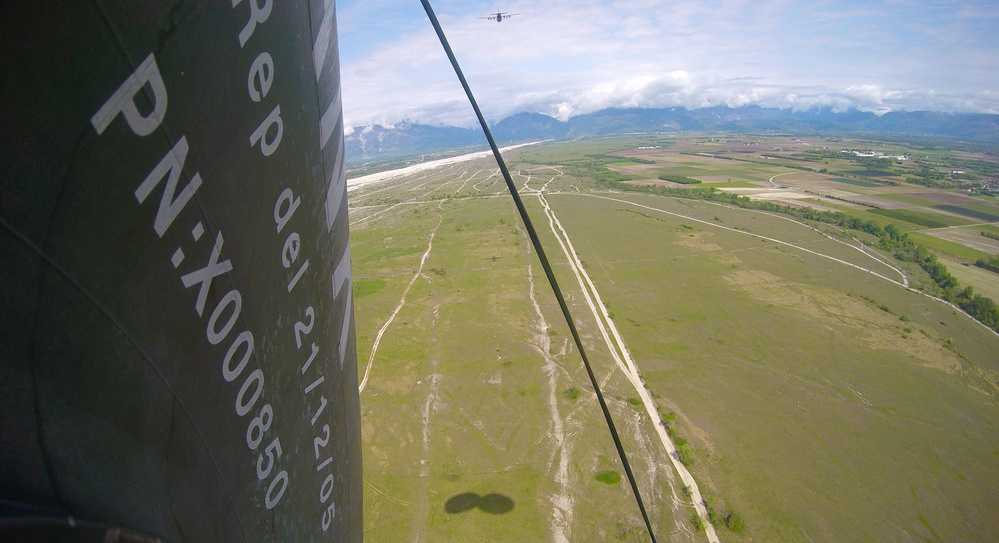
[[480, 11, 517, 22]]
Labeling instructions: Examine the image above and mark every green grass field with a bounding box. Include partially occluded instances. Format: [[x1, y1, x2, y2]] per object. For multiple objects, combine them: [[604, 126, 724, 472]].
[[347, 135, 999, 542], [938, 256, 999, 301], [542, 191, 997, 541], [868, 208, 971, 229], [907, 232, 994, 262]]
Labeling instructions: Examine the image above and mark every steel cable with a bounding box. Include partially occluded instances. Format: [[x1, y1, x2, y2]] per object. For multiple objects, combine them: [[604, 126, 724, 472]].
[[417, 2, 659, 541]]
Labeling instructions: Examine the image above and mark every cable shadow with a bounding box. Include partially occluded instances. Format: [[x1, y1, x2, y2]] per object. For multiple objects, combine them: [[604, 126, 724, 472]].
[[444, 492, 514, 515]]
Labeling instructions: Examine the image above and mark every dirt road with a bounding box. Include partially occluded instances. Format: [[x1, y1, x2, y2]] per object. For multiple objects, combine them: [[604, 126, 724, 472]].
[[532, 184, 721, 543]]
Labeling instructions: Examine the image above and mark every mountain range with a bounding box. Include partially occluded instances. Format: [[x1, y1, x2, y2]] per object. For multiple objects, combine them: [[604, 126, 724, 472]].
[[344, 106, 999, 166]]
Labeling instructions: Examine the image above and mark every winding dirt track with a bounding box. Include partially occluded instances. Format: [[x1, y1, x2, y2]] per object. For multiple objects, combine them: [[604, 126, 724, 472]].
[[527, 262, 575, 543], [357, 204, 443, 394]]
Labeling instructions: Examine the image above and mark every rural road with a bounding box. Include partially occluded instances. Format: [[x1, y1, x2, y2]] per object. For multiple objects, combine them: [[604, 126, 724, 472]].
[[593, 192, 908, 287], [767, 172, 795, 188], [350, 150, 997, 541], [533, 183, 722, 543]]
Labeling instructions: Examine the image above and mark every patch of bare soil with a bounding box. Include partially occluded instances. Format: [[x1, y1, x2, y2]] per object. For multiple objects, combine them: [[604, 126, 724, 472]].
[[674, 231, 724, 252]]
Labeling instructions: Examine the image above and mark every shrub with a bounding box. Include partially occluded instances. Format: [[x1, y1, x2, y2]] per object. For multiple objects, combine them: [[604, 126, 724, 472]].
[[726, 512, 746, 532], [595, 470, 621, 484], [707, 509, 724, 526], [676, 443, 694, 466], [975, 255, 999, 274]]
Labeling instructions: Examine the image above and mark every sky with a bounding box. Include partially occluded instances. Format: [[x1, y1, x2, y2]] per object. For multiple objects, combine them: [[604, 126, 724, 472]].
[[335, 0, 999, 132]]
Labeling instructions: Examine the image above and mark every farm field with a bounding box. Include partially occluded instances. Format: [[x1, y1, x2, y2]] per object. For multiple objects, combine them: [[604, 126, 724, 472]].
[[346, 134, 999, 542]]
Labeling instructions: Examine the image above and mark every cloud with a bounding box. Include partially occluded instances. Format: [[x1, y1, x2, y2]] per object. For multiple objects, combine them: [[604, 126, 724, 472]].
[[337, 0, 999, 129]]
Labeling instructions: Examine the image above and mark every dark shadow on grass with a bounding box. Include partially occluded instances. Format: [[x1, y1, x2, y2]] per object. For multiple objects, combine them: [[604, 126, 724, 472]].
[[445, 492, 514, 515], [444, 493, 478, 513]]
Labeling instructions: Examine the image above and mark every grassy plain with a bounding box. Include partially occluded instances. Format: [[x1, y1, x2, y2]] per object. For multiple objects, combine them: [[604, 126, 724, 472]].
[[541, 191, 998, 541], [347, 134, 999, 542], [350, 163, 665, 542]]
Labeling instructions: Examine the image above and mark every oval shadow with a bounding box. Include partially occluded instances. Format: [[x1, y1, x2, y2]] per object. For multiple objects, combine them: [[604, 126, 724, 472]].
[[444, 492, 515, 515], [444, 492, 479, 513], [478, 493, 514, 514]]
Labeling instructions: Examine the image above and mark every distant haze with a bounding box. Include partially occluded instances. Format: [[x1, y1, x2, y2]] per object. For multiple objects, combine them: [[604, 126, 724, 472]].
[[337, 0, 999, 132], [344, 107, 999, 165]]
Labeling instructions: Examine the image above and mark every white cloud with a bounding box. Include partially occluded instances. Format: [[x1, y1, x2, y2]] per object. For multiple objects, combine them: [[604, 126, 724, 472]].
[[337, 0, 999, 129]]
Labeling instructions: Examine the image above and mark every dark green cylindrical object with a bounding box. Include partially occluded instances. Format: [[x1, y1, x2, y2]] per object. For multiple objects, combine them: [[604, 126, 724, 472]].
[[1, 1, 361, 540]]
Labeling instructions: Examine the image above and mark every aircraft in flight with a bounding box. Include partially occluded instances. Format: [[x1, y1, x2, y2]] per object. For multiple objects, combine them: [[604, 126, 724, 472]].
[[480, 11, 517, 22]]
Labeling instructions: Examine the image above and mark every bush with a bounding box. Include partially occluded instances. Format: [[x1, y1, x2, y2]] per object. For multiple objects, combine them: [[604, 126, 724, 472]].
[[725, 512, 746, 533], [676, 443, 694, 466], [975, 255, 999, 274], [595, 470, 621, 484], [707, 509, 724, 526]]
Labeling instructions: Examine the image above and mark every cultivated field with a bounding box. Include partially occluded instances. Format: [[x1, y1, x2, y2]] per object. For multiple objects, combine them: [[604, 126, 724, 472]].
[[347, 135, 999, 542]]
